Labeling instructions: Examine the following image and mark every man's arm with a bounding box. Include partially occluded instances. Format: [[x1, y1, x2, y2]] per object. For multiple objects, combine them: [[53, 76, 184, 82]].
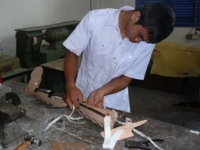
[[87, 75, 132, 108], [101, 75, 133, 95], [64, 50, 83, 109], [64, 50, 78, 88]]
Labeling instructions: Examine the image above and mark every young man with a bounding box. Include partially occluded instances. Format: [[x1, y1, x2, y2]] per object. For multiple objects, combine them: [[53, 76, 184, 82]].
[[63, 2, 175, 112]]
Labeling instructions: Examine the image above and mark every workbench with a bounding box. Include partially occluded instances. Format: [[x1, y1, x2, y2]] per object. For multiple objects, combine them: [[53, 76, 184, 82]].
[[40, 57, 81, 93], [0, 55, 30, 83], [1, 80, 200, 150]]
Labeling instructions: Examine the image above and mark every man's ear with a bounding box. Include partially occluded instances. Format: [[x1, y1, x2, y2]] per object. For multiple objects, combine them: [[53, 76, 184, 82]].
[[131, 11, 141, 22]]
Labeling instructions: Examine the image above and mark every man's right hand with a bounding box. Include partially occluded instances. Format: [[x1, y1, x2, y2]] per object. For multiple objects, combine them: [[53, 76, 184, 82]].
[[65, 85, 83, 110]]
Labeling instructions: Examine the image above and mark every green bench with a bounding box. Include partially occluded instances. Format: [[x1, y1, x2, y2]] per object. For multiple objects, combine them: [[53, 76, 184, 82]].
[[0, 55, 30, 83], [2, 67, 31, 83]]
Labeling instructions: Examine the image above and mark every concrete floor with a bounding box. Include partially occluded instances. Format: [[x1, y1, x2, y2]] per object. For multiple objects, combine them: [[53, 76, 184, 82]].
[[129, 83, 200, 131]]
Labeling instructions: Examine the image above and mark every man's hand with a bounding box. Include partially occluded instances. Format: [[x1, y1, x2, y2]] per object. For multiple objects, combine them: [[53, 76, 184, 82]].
[[65, 85, 83, 110], [87, 89, 104, 109], [86, 75, 132, 109], [64, 51, 81, 110]]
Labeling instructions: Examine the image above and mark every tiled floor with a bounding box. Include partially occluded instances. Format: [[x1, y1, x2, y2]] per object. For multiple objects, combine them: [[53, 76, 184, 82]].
[[129, 79, 200, 131]]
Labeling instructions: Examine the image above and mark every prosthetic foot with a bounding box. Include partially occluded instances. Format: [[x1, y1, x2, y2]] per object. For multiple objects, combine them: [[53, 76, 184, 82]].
[[25, 66, 43, 95], [25, 67, 67, 107]]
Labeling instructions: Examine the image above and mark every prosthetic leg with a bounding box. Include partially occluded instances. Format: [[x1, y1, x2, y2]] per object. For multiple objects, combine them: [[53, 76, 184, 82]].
[[25, 67, 67, 107], [25, 67, 117, 128]]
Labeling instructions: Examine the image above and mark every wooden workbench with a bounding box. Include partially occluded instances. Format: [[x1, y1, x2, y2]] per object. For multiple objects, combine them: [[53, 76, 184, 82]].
[[1, 80, 200, 150]]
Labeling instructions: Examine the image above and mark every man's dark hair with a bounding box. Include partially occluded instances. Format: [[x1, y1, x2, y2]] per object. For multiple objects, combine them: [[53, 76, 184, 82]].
[[135, 2, 175, 43]]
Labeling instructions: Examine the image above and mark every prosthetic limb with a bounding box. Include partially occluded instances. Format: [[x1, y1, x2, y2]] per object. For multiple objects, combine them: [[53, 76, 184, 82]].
[[25, 66, 43, 96], [77, 103, 117, 129], [25, 66, 67, 107], [25, 67, 117, 128]]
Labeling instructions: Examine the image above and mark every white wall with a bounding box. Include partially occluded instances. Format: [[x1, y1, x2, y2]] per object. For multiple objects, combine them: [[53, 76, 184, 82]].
[[0, 0, 90, 56], [165, 27, 200, 49], [91, 0, 135, 9], [0, 0, 199, 56]]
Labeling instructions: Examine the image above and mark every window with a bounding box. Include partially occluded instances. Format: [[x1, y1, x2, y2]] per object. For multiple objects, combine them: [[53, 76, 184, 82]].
[[136, 0, 200, 27]]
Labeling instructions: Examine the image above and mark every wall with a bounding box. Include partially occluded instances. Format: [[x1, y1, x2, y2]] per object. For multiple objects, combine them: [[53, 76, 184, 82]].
[[0, 0, 199, 56], [0, 0, 90, 56], [93, 0, 200, 50], [165, 27, 200, 49], [92, 0, 135, 9]]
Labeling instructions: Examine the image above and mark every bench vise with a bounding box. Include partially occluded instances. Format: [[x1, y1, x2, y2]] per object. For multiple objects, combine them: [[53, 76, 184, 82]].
[[0, 100, 27, 148]]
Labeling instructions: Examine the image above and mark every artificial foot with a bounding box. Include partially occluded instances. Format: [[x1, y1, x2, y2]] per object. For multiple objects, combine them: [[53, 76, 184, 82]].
[[25, 66, 43, 96]]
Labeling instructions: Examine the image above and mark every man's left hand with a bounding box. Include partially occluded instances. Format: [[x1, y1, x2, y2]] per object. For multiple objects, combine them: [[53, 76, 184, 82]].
[[87, 89, 104, 109]]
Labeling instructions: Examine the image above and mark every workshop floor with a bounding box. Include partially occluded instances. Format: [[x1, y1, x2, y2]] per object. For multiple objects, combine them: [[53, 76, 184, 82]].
[[129, 80, 200, 132]]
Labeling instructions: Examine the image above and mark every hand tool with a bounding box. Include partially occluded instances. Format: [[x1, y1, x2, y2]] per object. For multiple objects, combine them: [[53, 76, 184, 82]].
[[0, 100, 27, 148], [0, 100, 26, 122], [125, 139, 164, 150], [14, 135, 42, 150]]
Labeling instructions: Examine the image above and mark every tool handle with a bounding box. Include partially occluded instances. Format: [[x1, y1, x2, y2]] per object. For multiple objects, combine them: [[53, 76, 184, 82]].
[[14, 141, 31, 150]]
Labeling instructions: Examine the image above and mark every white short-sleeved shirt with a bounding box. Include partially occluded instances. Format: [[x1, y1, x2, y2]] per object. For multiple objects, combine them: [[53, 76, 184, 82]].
[[63, 6, 155, 112]]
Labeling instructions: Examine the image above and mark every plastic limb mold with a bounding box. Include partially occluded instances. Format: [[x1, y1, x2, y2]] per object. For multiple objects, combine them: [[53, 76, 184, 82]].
[[77, 103, 118, 129], [25, 67, 67, 107]]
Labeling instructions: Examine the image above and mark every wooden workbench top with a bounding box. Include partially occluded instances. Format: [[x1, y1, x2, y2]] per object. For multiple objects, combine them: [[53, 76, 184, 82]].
[[41, 55, 82, 72], [1, 80, 200, 150]]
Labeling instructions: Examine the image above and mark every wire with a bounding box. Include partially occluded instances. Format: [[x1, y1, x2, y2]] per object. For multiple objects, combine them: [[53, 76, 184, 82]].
[[116, 118, 164, 150], [43, 106, 84, 133]]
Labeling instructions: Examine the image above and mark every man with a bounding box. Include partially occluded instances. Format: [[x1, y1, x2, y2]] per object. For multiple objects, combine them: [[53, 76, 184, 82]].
[[63, 2, 175, 112]]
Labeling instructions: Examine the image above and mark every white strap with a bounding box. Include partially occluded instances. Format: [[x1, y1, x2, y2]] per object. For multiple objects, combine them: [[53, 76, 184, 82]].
[[109, 129, 123, 149], [103, 116, 112, 149], [44, 106, 84, 132], [125, 118, 164, 150], [103, 116, 123, 149]]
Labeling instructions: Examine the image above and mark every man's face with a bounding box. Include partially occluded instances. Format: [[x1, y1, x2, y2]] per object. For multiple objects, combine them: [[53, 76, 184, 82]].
[[125, 12, 149, 43]]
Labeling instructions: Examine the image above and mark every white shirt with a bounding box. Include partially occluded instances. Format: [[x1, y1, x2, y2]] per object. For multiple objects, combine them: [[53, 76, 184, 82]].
[[63, 6, 155, 112]]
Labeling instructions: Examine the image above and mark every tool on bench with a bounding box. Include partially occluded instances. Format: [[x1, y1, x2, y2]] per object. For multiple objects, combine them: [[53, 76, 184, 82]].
[[0, 100, 25, 121], [5, 92, 21, 106], [14, 135, 42, 150], [125, 139, 164, 150], [0, 100, 27, 148]]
